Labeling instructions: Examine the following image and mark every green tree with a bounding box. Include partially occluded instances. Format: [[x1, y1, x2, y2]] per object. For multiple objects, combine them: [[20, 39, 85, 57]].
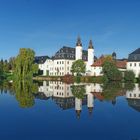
[[14, 48, 38, 80], [124, 70, 135, 82], [13, 79, 38, 108], [71, 85, 86, 99], [0, 59, 4, 73], [9, 57, 16, 71], [102, 60, 122, 81], [71, 60, 86, 76], [102, 82, 124, 102], [124, 82, 135, 91], [3, 60, 9, 73]]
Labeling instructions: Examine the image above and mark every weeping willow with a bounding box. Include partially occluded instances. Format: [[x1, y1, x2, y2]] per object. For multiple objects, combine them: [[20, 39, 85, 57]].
[[14, 48, 38, 80], [13, 79, 38, 108]]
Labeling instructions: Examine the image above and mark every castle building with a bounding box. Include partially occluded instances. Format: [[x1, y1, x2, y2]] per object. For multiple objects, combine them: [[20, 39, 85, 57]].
[[127, 48, 140, 77], [38, 81, 97, 118], [91, 55, 127, 76], [35, 37, 95, 76], [126, 84, 140, 112]]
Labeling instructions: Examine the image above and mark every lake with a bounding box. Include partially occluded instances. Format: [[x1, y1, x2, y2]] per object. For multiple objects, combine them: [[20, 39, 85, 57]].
[[0, 81, 140, 140]]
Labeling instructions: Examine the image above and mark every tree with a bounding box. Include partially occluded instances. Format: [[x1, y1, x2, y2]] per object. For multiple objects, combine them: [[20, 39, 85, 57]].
[[14, 79, 38, 108], [3, 60, 9, 72], [71, 85, 86, 99], [71, 60, 86, 76], [124, 70, 135, 82], [14, 48, 38, 80], [124, 82, 135, 91], [9, 57, 16, 71], [0, 59, 4, 74], [102, 60, 122, 81], [102, 82, 123, 102]]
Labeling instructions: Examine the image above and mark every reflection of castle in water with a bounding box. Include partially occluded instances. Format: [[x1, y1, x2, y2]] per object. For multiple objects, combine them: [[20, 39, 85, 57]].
[[38, 82, 140, 117], [126, 84, 140, 112], [38, 81, 103, 118]]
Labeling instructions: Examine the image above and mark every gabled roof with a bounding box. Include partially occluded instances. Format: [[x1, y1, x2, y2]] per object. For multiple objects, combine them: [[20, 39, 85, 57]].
[[34, 56, 50, 64], [91, 56, 105, 67], [91, 56, 127, 69], [130, 48, 140, 55], [128, 48, 140, 61]]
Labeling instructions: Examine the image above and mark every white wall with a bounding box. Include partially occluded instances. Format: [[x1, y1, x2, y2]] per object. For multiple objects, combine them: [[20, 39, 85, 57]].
[[39, 59, 53, 76], [76, 46, 82, 60], [52, 59, 74, 76], [87, 48, 94, 67], [126, 84, 140, 99], [91, 66, 103, 76], [127, 62, 140, 77]]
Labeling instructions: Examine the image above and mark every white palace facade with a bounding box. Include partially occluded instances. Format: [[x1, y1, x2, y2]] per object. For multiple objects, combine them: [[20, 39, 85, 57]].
[[35, 37, 95, 76], [38, 81, 103, 118], [35, 35, 140, 78]]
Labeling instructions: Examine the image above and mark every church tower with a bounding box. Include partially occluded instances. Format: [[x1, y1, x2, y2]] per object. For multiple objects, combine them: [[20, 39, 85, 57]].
[[76, 36, 82, 60], [75, 98, 82, 119], [88, 40, 94, 66]]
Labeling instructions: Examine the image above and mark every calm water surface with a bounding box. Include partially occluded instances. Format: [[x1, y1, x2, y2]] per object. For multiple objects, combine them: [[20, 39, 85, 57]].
[[0, 81, 140, 140]]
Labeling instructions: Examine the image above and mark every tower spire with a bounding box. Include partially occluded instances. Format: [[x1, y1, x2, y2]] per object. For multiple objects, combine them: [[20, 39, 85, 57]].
[[76, 36, 82, 46], [88, 40, 94, 49]]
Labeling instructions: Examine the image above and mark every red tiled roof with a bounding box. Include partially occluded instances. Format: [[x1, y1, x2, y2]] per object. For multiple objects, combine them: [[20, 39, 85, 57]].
[[91, 56, 105, 67], [91, 92, 104, 101], [91, 56, 127, 69], [116, 60, 127, 69]]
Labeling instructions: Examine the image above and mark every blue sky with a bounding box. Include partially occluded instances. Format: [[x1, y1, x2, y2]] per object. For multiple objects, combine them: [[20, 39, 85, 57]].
[[0, 0, 140, 59]]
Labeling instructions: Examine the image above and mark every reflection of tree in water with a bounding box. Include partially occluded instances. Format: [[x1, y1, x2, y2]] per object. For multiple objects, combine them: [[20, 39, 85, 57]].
[[102, 82, 125, 103], [124, 82, 135, 91], [13, 80, 38, 108], [0, 81, 15, 95], [71, 85, 86, 99]]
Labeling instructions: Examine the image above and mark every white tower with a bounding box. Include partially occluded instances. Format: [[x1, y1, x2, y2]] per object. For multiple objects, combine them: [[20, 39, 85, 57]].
[[76, 36, 82, 60], [75, 98, 82, 119], [88, 40, 94, 66], [86, 84, 94, 115]]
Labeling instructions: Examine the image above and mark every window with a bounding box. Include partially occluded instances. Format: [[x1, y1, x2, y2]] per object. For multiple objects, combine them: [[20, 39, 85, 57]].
[[57, 61, 59, 64], [67, 61, 69, 64], [130, 63, 132, 67], [134, 63, 136, 67]]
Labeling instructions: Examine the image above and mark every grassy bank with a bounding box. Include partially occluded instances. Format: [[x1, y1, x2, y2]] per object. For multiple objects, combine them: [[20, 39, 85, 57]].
[[33, 76, 62, 81], [33, 75, 104, 83]]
